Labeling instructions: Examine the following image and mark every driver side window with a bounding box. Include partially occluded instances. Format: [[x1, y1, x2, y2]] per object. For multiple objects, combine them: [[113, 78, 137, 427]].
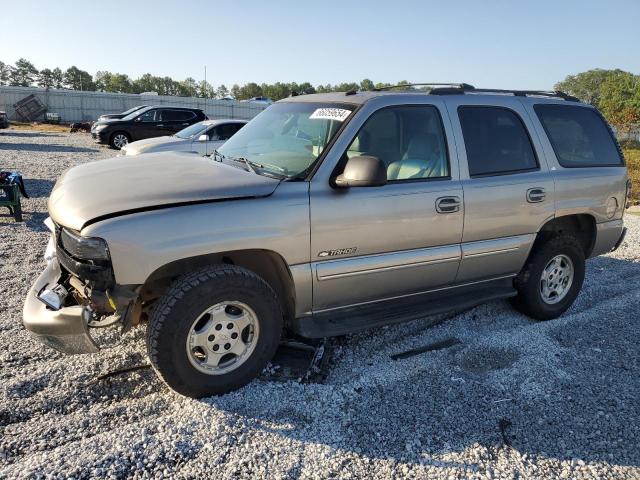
[[346, 105, 450, 181], [137, 109, 158, 123]]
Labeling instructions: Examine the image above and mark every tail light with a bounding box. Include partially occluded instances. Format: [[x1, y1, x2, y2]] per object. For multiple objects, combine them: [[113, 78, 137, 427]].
[[626, 179, 633, 209]]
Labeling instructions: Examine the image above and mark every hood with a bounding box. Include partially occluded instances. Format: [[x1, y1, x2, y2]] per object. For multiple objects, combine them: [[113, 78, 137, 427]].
[[123, 135, 187, 155], [49, 152, 280, 231], [99, 113, 125, 120]]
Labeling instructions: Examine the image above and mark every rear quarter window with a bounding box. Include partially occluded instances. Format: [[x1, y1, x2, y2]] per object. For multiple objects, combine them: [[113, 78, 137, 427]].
[[534, 104, 623, 167]]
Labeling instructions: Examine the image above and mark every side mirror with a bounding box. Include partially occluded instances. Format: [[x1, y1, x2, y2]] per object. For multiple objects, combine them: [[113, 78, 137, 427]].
[[198, 134, 209, 142], [334, 155, 387, 188]]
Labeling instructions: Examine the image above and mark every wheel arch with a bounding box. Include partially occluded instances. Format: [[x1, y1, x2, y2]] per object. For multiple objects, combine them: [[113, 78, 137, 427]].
[[110, 130, 132, 145], [536, 213, 597, 257], [141, 249, 297, 325]]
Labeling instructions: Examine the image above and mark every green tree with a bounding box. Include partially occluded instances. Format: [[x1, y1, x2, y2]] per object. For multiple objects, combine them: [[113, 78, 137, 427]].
[[597, 71, 640, 131], [360, 78, 374, 91], [0, 61, 12, 85], [9, 58, 38, 86], [554, 69, 621, 105], [64, 66, 95, 90], [216, 84, 229, 98], [37, 68, 55, 88], [237, 82, 263, 100], [230, 84, 241, 99], [197, 80, 215, 98], [51, 67, 65, 88], [179, 77, 198, 97]]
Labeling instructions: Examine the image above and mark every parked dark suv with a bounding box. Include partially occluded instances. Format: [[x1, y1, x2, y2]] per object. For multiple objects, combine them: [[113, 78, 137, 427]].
[[91, 106, 208, 149]]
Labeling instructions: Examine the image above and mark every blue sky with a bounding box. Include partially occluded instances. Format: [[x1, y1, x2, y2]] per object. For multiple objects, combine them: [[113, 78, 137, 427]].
[[2, 0, 639, 89]]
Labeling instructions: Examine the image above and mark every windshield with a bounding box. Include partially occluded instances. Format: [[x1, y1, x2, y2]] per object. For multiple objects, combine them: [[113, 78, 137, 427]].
[[175, 122, 209, 139], [122, 106, 153, 121], [218, 102, 355, 178], [121, 105, 145, 115]]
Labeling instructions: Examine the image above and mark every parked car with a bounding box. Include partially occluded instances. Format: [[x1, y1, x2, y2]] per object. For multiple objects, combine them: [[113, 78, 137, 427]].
[[241, 96, 273, 105], [91, 106, 207, 149], [24, 85, 630, 398], [0, 111, 9, 129], [120, 119, 247, 156], [97, 105, 149, 122]]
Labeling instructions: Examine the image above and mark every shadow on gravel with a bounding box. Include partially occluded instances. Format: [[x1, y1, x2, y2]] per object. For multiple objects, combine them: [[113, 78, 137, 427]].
[[23, 178, 56, 198], [0, 142, 97, 153], [0, 211, 48, 230], [0, 131, 65, 138], [198, 257, 639, 469]]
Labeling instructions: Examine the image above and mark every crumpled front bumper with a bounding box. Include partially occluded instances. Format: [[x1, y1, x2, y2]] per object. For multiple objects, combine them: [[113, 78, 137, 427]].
[[22, 259, 99, 354]]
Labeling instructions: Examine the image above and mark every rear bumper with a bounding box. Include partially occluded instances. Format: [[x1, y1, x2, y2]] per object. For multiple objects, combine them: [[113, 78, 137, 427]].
[[612, 227, 627, 252], [22, 259, 99, 354], [591, 219, 626, 257]]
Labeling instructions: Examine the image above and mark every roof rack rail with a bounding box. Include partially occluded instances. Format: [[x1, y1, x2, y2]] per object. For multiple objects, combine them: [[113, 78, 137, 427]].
[[371, 83, 475, 92], [429, 85, 580, 102]]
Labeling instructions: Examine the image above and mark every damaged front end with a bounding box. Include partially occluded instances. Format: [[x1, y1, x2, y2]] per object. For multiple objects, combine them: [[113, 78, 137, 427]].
[[23, 218, 139, 354]]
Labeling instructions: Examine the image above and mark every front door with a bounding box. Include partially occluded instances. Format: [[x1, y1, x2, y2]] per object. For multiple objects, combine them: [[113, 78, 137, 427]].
[[445, 97, 555, 282], [134, 108, 162, 140], [310, 103, 464, 312]]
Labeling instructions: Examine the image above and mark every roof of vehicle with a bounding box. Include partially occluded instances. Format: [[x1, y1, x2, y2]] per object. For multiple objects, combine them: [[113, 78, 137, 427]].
[[199, 118, 248, 126], [279, 85, 584, 106], [141, 105, 205, 111]]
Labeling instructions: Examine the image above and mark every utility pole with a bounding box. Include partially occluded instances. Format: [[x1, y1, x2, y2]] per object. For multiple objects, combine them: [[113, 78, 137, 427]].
[[204, 65, 207, 98]]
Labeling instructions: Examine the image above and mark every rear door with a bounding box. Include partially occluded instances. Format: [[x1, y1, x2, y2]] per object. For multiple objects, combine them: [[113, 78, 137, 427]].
[[161, 109, 197, 135], [445, 96, 555, 282]]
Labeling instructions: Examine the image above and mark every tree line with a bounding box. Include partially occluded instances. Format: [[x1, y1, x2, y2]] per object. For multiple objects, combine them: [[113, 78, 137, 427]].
[[0, 58, 401, 101], [555, 69, 640, 133], [0, 59, 637, 128]]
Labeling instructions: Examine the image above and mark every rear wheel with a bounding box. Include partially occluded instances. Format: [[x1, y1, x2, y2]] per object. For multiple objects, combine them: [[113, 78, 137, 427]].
[[109, 132, 130, 149], [146, 265, 283, 398], [510, 235, 585, 320]]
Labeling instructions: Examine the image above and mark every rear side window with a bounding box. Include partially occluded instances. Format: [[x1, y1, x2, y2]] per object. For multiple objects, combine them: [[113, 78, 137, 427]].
[[458, 106, 538, 177], [163, 110, 195, 121], [534, 105, 623, 167]]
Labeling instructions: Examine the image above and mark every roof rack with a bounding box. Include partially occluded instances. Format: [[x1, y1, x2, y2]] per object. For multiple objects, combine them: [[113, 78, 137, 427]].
[[371, 83, 475, 92], [429, 84, 580, 102]]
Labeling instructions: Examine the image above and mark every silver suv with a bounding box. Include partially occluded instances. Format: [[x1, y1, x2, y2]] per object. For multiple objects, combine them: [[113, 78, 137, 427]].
[[23, 84, 630, 397]]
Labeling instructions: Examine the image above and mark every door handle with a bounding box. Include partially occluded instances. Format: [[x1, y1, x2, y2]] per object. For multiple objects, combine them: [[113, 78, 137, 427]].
[[527, 188, 546, 203], [182, 123, 189, 126], [157, 124, 164, 127], [435, 196, 461, 214]]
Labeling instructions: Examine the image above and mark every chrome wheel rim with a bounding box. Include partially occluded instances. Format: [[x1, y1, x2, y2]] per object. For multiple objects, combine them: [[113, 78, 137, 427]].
[[113, 134, 128, 148], [540, 254, 574, 305], [186, 301, 259, 375]]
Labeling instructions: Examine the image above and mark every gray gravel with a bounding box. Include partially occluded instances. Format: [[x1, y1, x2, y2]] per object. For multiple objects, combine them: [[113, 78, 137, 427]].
[[1, 129, 639, 479]]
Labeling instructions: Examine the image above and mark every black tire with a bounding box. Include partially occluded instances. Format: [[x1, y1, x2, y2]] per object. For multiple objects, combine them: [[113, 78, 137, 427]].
[[510, 235, 585, 320], [13, 201, 22, 222], [146, 264, 283, 398], [109, 131, 130, 149]]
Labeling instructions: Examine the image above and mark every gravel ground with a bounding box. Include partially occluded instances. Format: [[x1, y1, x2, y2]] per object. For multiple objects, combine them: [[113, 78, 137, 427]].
[[1, 129, 639, 479]]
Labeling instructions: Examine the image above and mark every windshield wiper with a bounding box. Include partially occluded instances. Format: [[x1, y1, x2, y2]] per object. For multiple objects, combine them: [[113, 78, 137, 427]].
[[210, 149, 225, 163], [233, 156, 257, 174]]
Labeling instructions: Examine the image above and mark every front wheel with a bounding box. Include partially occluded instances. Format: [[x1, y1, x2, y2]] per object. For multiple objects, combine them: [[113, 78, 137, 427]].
[[510, 235, 585, 320], [109, 132, 130, 149], [146, 265, 283, 398]]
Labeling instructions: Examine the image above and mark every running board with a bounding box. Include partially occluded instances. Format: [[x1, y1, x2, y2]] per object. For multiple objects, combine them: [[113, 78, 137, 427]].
[[292, 277, 517, 338]]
